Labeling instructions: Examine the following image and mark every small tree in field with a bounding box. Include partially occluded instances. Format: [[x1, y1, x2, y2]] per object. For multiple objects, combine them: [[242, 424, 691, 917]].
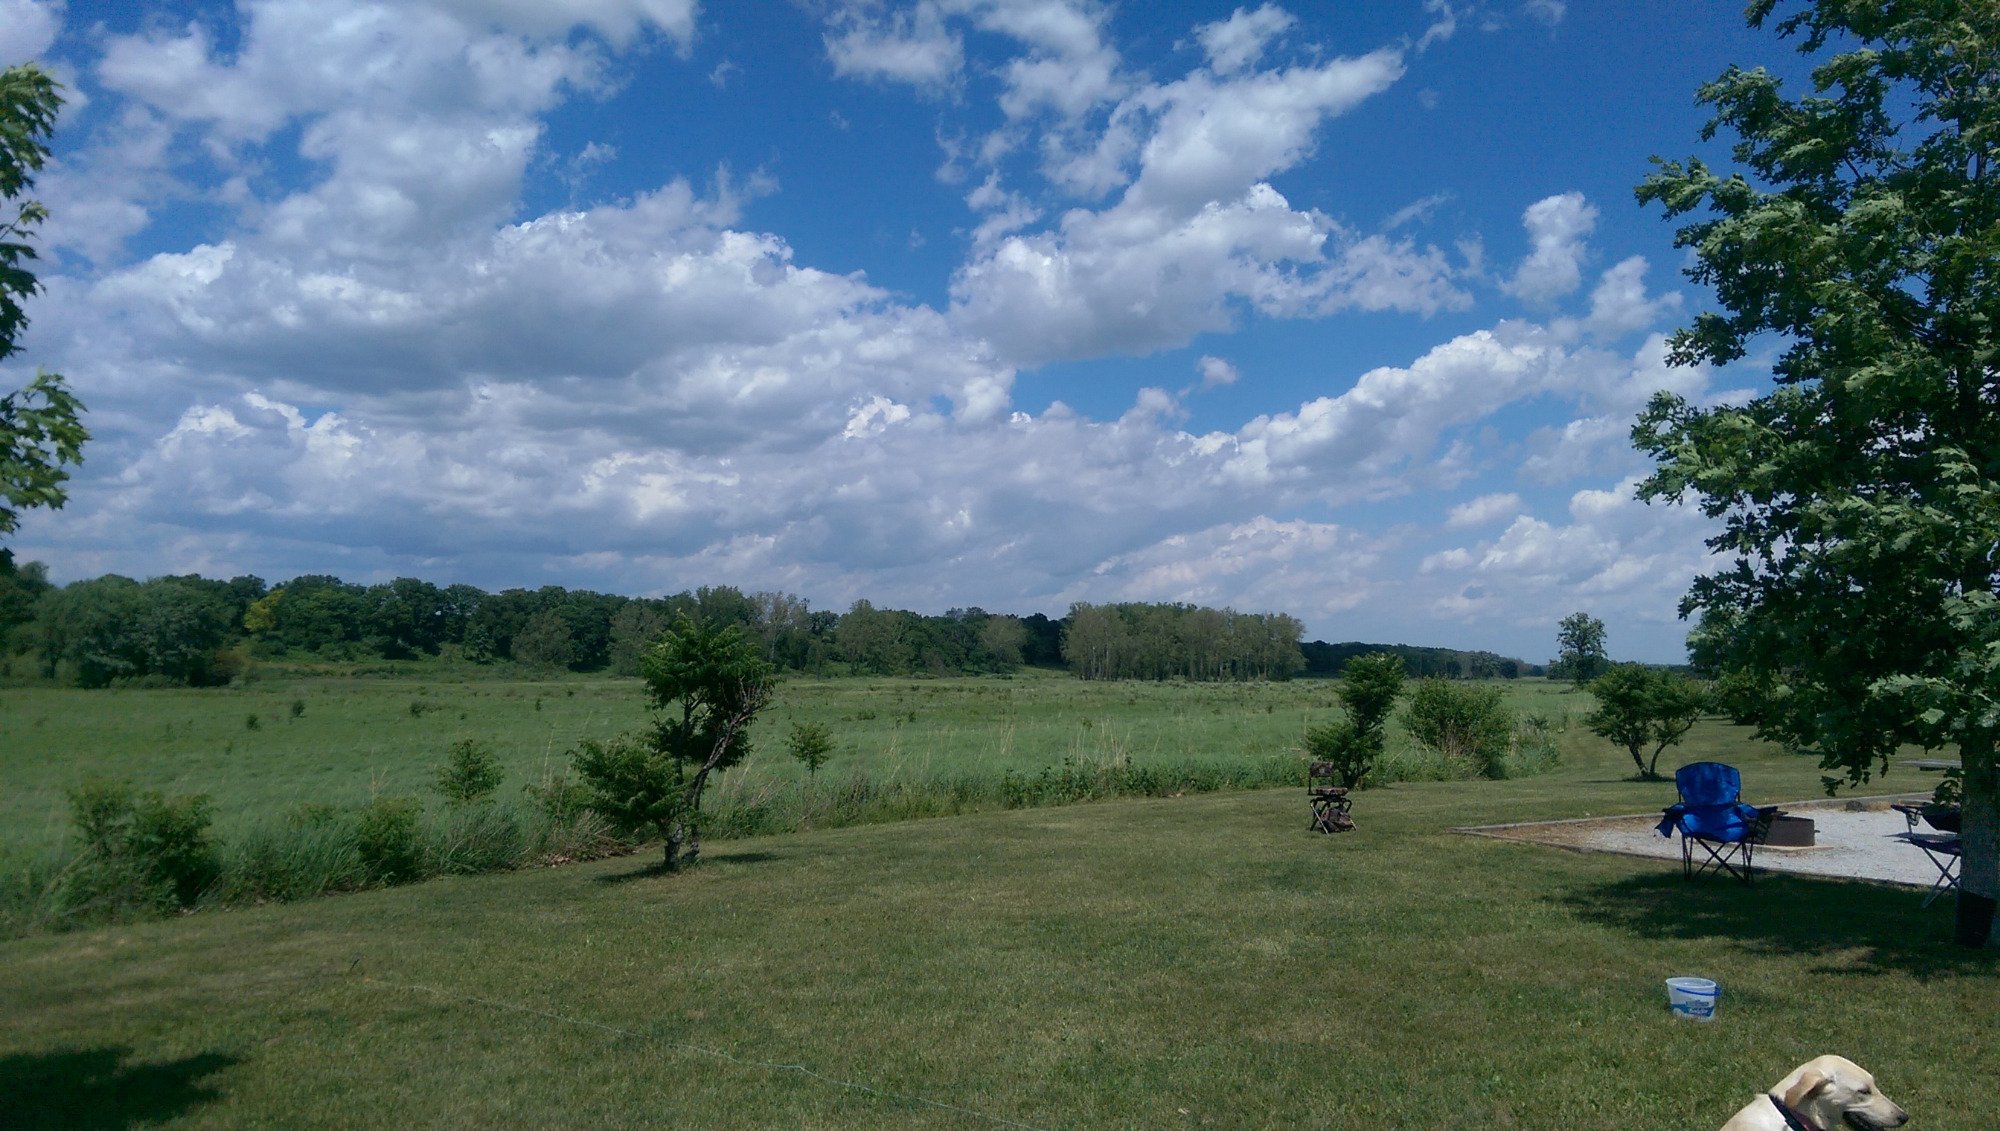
[[574, 616, 773, 870], [786, 721, 835, 781], [434, 738, 502, 804], [1585, 664, 1709, 780], [1304, 652, 1407, 788]]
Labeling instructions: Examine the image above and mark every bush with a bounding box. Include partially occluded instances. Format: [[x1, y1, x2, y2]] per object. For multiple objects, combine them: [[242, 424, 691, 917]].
[[355, 797, 423, 884], [1585, 664, 1709, 779], [61, 779, 219, 916], [434, 738, 503, 804], [1401, 679, 1514, 779]]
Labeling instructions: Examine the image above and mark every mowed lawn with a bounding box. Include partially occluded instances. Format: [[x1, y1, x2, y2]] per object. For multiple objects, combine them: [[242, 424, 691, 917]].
[[2, 724, 1989, 1128]]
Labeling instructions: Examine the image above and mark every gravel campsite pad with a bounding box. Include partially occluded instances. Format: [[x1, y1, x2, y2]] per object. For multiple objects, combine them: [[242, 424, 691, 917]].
[[1460, 797, 1952, 888]]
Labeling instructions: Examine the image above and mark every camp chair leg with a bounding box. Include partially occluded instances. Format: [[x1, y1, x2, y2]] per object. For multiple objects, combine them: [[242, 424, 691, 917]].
[[1682, 834, 1754, 884]]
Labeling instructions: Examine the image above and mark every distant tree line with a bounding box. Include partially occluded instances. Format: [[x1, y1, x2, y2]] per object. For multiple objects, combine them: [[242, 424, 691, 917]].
[[1300, 640, 1538, 680], [1061, 603, 1308, 682], [0, 562, 1534, 689]]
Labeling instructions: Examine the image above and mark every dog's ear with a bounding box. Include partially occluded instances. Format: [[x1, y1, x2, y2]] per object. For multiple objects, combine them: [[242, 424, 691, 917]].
[[1783, 1070, 1831, 1109]]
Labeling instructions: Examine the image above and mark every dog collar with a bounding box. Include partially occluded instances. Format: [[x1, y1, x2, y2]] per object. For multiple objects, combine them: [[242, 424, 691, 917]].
[[1766, 1092, 1823, 1131]]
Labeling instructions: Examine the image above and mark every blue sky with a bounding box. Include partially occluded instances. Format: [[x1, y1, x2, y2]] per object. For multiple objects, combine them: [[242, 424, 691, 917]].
[[1, 0, 1810, 663]]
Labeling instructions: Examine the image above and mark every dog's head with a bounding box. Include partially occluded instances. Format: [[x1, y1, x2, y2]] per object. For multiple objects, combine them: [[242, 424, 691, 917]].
[[1779, 1056, 1908, 1131]]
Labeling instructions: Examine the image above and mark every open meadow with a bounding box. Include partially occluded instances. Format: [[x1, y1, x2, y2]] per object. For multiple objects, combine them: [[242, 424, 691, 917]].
[[0, 668, 1580, 849], [1, 670, 1991, 1127]]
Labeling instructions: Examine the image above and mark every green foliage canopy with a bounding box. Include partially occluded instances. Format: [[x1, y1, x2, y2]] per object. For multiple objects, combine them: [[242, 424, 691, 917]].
[[1584, 664, 1709, 780], [1633, 0, 2000, 946], [577, 616, 775, 870], [1401, 678, 1515, 780], [1305, 652, 1409, 789], [786, 721, 835, 781], [1554, 612, 1608, 688], [1, 64, 85, 541]]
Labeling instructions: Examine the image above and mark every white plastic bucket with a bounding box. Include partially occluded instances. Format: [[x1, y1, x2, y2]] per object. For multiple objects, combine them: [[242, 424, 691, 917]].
[[1665, 976, 1719, 1021]]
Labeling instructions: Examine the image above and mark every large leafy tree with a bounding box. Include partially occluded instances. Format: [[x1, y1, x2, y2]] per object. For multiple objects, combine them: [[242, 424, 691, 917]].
[[1634, 0, 2000, 947], [1554, 611, 1609, 688], [1, 64, 85, 541]]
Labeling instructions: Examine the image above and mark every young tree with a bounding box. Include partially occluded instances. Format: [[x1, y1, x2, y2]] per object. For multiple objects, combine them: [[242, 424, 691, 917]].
[[1, 65, 86, 542], [1554, 612, 1608, 688], [574, 616, 773, 870], [1340, 651, 1407, 736], [1304, 651, 1407, 788], [1634, 1, 2000, 947], [786, 721, 835, 781], [1585, 664, 1709, 780], [434, 739, 503, 805]]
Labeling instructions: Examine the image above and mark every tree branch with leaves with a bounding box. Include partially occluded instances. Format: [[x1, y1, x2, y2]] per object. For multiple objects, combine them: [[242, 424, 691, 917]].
[[1, 63, 85, 541], [1634, 0, 2000, 948]]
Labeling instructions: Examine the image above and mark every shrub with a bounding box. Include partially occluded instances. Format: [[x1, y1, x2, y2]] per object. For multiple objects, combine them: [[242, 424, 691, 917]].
[[61, 779, 219, 914], [1585, 664, 1709, 780], [434, 738, 503, 804], [1401, 679, 1514, 779], [355, 797, 423, 884]]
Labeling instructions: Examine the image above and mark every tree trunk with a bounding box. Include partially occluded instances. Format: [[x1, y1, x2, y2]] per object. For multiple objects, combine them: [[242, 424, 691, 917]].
[[682, 769, 709, 867], [1956, 738, 1996, 949]]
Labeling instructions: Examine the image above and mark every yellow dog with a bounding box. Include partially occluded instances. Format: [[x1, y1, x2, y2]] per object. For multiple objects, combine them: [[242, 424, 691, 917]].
[[1719, 1055, 1909, 1130]]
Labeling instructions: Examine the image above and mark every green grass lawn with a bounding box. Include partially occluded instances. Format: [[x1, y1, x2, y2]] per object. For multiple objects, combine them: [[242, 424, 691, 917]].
[[1, 715, 1987, 1128]]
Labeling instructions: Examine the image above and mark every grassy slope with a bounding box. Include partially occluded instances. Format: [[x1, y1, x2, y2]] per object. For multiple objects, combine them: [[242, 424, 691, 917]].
[[1, 720, 1988, 1128]]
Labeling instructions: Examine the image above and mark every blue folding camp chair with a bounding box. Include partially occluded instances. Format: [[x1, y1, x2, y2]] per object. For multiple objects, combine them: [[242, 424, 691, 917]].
[[1655, 762, 1777, 884]]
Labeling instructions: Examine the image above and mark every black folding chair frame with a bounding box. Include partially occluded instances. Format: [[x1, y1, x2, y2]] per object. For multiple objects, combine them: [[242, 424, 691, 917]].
[[1683, 832, 1755, 884], [1901, 832, 1962, 908], [1678, 806, 1776, 885]]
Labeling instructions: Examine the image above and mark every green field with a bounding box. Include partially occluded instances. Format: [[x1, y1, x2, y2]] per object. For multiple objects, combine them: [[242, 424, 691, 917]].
[[2, 671, 1986, 1126], [0, 669, 1583, 850], [2, 692, 1988, 1127]]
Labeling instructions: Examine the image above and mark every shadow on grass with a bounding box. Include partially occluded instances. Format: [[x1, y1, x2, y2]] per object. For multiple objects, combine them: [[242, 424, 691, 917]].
[[1562, 872, 1989, 980], [593, 849, 785, 885], [0, 1046, 239, 1130], [706, 850, 785, 866], [594, 860, 674, 885]]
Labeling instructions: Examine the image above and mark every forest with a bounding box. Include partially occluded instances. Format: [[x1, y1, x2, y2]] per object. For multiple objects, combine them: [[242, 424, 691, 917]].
[[0, 554, 1534, 688]]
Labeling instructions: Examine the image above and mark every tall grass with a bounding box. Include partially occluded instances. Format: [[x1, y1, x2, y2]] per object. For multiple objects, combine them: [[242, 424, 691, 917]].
[[0, 675, 1578, 935]]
